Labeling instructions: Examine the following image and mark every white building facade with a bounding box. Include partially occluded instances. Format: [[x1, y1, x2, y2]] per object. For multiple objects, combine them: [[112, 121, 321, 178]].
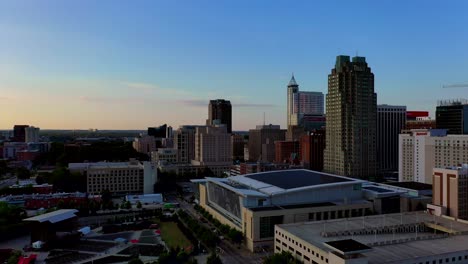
[[399, 129, 468, 184]]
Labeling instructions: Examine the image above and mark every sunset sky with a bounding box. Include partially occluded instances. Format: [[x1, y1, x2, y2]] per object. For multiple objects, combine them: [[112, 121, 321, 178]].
[[1, 0, 467, 130]]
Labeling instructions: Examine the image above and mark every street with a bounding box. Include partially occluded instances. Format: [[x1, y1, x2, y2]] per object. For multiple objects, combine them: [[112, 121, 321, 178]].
[[171, 195, 265, 264]]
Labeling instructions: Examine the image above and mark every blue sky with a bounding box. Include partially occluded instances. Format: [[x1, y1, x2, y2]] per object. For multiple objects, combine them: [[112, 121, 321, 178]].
[[1, 0, 467, 130]]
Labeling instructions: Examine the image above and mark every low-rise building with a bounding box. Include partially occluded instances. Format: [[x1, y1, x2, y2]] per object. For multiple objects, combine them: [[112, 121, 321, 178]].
[[275, 212, 468, 264], [193, 170, 374, 252], [151, 148, 178, 164], [133, 135, 156, 155], [69, 160, 157, 195]]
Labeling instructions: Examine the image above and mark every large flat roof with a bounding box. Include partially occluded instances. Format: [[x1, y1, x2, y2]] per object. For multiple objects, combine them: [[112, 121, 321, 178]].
[[223, 169, 361, 196], [245, 170, 352, 189], [24, 209, 78, 224], [278, 212, 468, 263]]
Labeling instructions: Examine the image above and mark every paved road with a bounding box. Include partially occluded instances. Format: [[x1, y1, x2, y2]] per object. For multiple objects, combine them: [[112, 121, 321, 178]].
[[171, 195, 265, 264], [0, 176, 16, 189]]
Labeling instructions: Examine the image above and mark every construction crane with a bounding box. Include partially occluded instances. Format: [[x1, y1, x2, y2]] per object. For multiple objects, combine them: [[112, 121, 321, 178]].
[[442, 83, 468, 88]]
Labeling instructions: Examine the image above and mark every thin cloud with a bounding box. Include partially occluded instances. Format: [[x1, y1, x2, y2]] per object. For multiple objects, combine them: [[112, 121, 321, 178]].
[[178, 99, 207, 107], [234, 103, 277, 108], [79, 95, 151, 104], [122, 81, 191, 96]]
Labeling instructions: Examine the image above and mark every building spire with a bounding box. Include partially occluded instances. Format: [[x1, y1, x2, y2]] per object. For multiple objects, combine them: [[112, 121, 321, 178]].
[[288, 73, 298, 86]]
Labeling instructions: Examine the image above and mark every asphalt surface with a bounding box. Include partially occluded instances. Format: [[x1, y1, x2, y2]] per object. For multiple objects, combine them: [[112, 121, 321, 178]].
[[170, 195, 266, 264], [0, 176, 17, 189]]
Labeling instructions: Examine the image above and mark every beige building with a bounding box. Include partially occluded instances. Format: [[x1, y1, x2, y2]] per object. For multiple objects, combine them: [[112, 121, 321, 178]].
[[248, 124, 286, 162], [398, 129, 468, 183], [151, 148, 178, 164], [25, 126, 40, 143], [193, 170, 374, 252], [133, 135, 156, 155], [173, 126, 198, 163], [275, 212, 468, 264], [69, 160, 157, 194], [191, 125, 231, 166], [428, 165, 468, 220]]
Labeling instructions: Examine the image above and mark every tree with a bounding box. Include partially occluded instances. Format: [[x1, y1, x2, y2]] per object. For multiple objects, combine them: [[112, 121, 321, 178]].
[[121, 201, 132, 209], [16, 167, 31, 180], [263, 252, 301, 264], [128, 258, 143, 264], [7, 250, 22, 264], [206, 253, 222, 264], [136, 201, 142, 209], [227, 229, 243, 244], [100, 189, 114, 210], [35, 175, 45, 185]]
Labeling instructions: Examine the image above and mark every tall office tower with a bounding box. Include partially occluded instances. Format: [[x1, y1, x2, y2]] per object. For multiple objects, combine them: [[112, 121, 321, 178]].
[[377, 105, 407, 174], [287, 75, 299, 126], [208, 99, 232, 133], [173, 126, 198, 163], [248, 124, 286, 162], [191, 125, 232, 166], [436, 99, 468, 134], [286, 75, 324, 126], [324, 55, 377, 179], [13, 125, 29, 142], [25, 126, 40, 143], [399, 129, 468, 184]]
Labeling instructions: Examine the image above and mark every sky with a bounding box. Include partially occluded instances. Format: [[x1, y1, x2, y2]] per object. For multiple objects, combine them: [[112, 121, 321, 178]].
[[1, 0, 467, 130]]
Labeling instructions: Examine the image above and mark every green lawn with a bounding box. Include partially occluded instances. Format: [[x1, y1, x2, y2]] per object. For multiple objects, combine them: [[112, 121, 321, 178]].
[[160, 222, 192, 252]]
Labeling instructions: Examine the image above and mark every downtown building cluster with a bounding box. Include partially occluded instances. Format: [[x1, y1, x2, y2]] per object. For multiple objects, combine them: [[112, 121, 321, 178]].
[[188, 55, 468, 263]]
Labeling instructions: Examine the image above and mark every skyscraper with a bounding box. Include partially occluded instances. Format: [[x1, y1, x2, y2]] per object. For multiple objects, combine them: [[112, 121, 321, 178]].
[[287, 76, 299, 126], [377, 105, 406, 174], [436, 99, 468, 134], [208, 99, 232, 133], [286, 75, 324, 127], [324, 55, 377, 179]]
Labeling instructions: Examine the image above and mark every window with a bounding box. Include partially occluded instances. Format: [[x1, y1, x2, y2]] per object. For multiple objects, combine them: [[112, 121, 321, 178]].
[[259, 216, 284, 239]]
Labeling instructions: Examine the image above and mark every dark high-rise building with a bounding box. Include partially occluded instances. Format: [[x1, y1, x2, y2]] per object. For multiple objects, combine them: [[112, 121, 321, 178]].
[[324, 55, 377, 180], [13, 125, 29, 142], [300, 129, 325, 171], [208, 99, 232, 133], [148, 124, 168, 138], [436, 99, 468, 134], [377, 105, 406, 174]]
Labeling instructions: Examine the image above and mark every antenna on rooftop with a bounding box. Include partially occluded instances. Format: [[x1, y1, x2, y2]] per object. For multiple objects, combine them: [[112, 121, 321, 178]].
[[263, 112, 266, 126]]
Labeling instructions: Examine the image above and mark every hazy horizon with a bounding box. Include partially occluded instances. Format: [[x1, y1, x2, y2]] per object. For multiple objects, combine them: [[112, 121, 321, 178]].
[[1, 1, 467, 130]]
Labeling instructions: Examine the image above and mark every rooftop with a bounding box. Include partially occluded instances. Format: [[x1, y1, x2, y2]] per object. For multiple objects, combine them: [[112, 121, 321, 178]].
[[24, 209, 78, 223], [204, 169, 362, 197], [69, 161, 143, 170], [278, 212, 468, 263], [324, 239, 371, 255], [384, 181, 432, 191], [244, 170, 353, 190]]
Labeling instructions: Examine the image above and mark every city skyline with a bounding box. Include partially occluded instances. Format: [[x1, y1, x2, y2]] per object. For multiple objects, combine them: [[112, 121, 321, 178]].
[[1, 1, 468, 130]]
